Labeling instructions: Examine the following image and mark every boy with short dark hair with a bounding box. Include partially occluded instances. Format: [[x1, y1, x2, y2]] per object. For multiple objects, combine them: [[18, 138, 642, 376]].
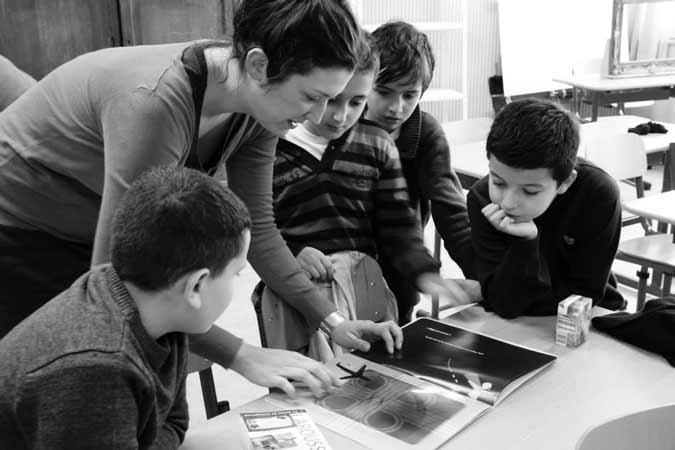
[[467, 98, 625, 319], [0, 166, 252, 449], [365, 21, 478, 323]]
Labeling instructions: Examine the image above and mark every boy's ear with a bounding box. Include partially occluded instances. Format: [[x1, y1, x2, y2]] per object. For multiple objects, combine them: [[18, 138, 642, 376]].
[[243, 48, 269, 84], [184, 269, 210, 310], [556, 169, 577, 195]]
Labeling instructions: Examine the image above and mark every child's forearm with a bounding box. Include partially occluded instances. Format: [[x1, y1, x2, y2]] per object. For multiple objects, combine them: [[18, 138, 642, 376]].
[[479, 237, 555, 318]]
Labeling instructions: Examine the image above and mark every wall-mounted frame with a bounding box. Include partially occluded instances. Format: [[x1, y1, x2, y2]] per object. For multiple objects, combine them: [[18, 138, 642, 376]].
[[609, 0, 675, 77]]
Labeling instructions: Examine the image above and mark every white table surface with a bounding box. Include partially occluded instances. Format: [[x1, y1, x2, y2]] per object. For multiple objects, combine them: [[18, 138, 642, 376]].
[[180, 307, 675, 450], [583, 115, 675, 155], [452, 116, 675, 183], [553, 73, 675, 91], [622, 190, 675, 225]]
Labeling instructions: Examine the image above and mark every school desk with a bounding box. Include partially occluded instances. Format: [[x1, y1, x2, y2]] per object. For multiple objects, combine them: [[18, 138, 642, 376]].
[[553, 74, 675, 122], [451, 117, 675, 190], [623, 190, 675, 231], [451, 139, 486, 189], [585, 115, 675, 156], [179, 306, 675, 450]]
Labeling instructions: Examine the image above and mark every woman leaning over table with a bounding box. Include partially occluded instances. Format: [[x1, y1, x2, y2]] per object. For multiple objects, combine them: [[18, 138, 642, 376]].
[[0, 0, 401, 396]]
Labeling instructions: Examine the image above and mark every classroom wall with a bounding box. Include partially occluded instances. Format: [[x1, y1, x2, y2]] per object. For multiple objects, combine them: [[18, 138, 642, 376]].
[[0, 0, 239, 79], [0, 0, 120, 79], [2, 0, 501, 119], [118, 0, 240, 45], [467, 0, 501, 119], [358, 0, 501, 120], [8, 1, 665, 123]]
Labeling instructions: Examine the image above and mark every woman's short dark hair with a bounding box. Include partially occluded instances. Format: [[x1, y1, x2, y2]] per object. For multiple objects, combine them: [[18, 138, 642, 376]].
[[232, 0, 361, 83], [111, 166, 251, 291], [371, 21, 435, 92], [486, 98, 579, 184]]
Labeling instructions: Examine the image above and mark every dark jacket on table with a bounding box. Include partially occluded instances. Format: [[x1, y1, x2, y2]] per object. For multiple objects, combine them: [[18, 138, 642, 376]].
[[0, 264, 189, 450], [467, 161, 622, 318]]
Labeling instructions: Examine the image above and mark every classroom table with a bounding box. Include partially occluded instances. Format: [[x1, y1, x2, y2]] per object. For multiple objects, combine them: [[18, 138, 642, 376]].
[[623, 190, 675, 230], [451, 140, 486, 189], [583, 115, 675, 156], [553, 74, 675, 122], [451, 118, 675, 190], [179, 306, 675, 450]]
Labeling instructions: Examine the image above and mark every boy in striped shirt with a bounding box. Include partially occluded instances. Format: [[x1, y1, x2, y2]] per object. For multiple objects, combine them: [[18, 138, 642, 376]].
[[262, 33, 471, 359]]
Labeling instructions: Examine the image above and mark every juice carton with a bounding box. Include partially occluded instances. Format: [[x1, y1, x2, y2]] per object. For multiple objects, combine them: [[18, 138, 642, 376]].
[[556, 295, 592, 347]]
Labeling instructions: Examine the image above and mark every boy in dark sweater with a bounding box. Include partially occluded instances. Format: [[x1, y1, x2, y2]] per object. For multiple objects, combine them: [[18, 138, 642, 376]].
[[365, 21, 480, 323], [467, 98, 625, 318], [0, 167, 338, 449]]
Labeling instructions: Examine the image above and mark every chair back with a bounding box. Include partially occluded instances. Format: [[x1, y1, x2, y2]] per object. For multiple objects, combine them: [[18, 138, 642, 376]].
[[442, 117, 493, 148], [583, 132, 647, 183], [576, 403, 675, 450]]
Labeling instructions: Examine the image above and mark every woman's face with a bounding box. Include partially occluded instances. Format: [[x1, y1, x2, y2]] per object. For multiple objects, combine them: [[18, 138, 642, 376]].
[[251, 67, 354, 136]]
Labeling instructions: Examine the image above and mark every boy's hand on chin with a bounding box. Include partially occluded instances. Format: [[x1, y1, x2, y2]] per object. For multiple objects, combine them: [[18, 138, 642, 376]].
[[481, 203, 538, 240]]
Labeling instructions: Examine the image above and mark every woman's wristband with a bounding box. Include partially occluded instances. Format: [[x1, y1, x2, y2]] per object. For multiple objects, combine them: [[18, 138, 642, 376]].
[[319, 311, 346, 334]]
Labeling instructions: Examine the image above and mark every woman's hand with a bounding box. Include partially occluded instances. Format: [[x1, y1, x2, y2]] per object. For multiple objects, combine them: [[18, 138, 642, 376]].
[[297, 247, 334, 281]]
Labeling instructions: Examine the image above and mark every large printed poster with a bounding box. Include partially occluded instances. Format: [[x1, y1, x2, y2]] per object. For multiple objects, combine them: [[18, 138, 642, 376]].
[[272, 353, 490, 450], [317, 367, 464, 445]]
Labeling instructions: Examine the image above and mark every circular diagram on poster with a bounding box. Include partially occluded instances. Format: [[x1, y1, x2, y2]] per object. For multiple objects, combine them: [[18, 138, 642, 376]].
[[364, 410, 403, 433]]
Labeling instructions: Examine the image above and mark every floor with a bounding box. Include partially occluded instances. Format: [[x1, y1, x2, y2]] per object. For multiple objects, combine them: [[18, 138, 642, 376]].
[[184, 163, 666, 425]]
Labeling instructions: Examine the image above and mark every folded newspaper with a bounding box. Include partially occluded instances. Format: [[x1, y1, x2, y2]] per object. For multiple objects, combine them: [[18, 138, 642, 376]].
[[241, 409, 331, 450]]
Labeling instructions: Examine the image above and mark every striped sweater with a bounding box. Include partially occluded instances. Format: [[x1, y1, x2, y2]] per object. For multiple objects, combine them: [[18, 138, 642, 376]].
[[273, 119, 440, 285]]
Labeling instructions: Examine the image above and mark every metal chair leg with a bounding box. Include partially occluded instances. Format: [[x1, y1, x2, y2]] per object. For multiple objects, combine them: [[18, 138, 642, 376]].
[[199, 367, 228, 419], [636, 268, 650, 311], [661, 273, 673, 298]]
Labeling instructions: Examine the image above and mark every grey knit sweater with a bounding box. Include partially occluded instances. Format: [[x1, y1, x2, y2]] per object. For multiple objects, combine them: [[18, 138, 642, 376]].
[[0, 264, 189, 449]]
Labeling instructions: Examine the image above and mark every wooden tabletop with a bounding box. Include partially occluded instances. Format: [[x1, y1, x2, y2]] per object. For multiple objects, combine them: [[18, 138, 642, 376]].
[[180, 306, 675, 450]]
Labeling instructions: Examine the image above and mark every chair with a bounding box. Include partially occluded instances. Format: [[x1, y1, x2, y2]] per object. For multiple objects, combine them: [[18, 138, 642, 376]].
[[187, 353, 230, 419], [576, 403, 675, 450], [581, 116, 675, 191], [581, 131, 647, 186], [617, 192, 675, 310], [584, 132, 675, 309], [582, 131, 649, 228]]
